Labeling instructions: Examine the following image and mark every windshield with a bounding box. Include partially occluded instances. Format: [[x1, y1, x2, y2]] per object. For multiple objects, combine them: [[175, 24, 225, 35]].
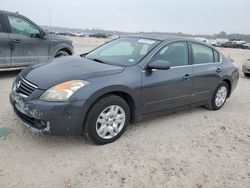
[[85, 37, 160, 66]]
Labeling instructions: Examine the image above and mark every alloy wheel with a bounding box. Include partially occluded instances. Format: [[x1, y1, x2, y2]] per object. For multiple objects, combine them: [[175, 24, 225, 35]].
[[215, 86, 227, 107], [96, 105, 126, 139]]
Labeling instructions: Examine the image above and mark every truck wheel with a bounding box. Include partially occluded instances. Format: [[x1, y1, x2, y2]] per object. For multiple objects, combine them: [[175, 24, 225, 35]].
[[55, 50, 70, 58]]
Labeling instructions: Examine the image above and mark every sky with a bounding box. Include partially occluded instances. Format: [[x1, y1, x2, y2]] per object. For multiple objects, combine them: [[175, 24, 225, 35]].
[[1, 0, 250, 35]]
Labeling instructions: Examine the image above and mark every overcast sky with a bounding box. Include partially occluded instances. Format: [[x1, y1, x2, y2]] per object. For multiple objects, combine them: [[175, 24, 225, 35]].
[[2, 0, 250, 34]]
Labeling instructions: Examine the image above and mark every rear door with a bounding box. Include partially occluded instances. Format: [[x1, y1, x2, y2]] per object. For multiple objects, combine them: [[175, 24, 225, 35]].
[[0, 13, 11, 68], [190, 42, 222, 104], [4, 14, 49, 67]]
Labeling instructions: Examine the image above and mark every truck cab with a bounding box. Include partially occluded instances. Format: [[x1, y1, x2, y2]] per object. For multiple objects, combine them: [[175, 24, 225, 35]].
[[0, 10, 74, 70]]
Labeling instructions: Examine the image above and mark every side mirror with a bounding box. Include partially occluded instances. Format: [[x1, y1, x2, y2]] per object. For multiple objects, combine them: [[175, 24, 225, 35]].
[[40, 30, 47, 39], [147, 60, 170, 70]]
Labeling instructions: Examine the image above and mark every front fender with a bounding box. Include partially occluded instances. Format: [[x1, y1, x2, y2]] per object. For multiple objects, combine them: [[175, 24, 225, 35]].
[[73, 84, 140, 110], [69, 66, 142, 125], [71, 84, 141, 127], [87, 85, 138, 104]]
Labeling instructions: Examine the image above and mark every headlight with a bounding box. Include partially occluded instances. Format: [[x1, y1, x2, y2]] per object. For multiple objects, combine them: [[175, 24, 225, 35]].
[[39, 80, 89, 101]]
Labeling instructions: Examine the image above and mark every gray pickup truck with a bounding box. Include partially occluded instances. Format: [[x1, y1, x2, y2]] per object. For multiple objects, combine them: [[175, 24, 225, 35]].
[[0, 10, 74, 71]]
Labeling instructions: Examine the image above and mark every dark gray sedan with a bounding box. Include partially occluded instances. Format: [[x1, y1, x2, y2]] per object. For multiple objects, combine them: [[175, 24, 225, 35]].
[[0, 10, 73, 70], [10, 36, 239, 144]]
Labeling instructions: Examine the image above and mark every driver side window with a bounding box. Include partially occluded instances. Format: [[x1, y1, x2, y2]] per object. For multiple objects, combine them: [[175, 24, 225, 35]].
[[152, 42, 189, 67], [7, 15, 40, 38]]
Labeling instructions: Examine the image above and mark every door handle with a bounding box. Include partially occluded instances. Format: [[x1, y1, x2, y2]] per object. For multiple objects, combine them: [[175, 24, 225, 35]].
[[11, 39, 21, 44], [183, 74, 191, 80], [216, 68, 222, 73]]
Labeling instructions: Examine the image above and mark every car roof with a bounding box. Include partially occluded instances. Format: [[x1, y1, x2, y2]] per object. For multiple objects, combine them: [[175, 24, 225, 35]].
[[120, 34, 192, 42], [120, 34, 220, 51], [0, 10, 20, 15]]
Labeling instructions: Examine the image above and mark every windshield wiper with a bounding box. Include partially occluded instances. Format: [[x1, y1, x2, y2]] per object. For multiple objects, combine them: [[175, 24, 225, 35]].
[[80, 53, 89, 58], [88, 58, 107, 64]]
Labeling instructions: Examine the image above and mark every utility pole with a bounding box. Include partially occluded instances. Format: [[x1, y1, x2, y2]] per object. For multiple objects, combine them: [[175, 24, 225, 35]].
[[49, 8, 52, 32]]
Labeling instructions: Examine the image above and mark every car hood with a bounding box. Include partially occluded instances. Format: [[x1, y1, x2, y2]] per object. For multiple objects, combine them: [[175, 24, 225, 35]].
[[21, 56, 125, 89], [48, 34, 72, 44]]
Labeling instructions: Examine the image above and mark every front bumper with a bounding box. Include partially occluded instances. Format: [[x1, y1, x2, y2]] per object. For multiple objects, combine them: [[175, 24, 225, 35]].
[[10, 90, 86, 136]]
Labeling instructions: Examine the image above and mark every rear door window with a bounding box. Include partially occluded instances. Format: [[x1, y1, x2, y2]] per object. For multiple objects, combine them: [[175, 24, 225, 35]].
[[191, 43, 214, 64]]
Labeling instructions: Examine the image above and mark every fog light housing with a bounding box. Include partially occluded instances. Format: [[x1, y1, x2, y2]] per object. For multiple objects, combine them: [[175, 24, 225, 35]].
[[34, 119, 49, 130]]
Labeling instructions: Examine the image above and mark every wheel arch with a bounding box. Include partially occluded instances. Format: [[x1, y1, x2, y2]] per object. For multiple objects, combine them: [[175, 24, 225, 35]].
[[86, 90, 136, 122], [80, 87, 139, 135], [55, 48, 73, 57], [221, 78, 232, 98], [107, 91, 136, 122], [50, 42, 74, 57]]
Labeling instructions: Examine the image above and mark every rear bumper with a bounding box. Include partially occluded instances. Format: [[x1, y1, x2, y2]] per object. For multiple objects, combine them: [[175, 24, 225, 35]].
[[242, 66, 250, 74], [10, 91, 86, 136], [230, 68, 239, 95]]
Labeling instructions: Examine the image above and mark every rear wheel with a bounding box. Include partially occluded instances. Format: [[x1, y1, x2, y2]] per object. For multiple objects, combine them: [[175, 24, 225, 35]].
[[55, 50, 70, 58], [84, 95, 130, 145], [206, 81, 229, 110]]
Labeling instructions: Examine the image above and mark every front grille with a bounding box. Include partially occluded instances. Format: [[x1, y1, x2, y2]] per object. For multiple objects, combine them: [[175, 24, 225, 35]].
[[14, 107, 48, 130], [16, 77, 38, 97]]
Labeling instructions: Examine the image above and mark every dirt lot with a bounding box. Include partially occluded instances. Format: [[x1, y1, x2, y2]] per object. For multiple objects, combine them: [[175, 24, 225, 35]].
[[0, 37, 250, 188]]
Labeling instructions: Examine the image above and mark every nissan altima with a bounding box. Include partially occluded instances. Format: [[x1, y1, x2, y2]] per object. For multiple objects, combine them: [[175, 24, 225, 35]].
[[10, 36, 239, 144]]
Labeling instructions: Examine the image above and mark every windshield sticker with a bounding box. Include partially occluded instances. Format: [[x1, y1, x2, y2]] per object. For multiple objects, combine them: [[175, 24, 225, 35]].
[[128, 59, 135, 63], [138, 39, 156, 45]]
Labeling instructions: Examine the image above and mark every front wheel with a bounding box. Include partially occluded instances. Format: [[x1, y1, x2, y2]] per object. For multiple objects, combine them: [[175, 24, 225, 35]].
[[206, 82, 229, 110], [84, 95, 130, 145]]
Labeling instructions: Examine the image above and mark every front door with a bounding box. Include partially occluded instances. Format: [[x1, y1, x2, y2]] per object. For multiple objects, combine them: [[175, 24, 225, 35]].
[[5, 14, 49, 67], [0, 14, 11, 68], [141, 41, 193, 114]]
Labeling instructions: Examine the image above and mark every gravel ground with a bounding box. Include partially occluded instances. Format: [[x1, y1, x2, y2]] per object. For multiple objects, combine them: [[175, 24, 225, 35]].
[[0, 37, 250, 188]]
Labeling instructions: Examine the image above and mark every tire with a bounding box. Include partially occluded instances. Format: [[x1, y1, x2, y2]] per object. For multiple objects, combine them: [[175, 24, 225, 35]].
[[54, 50, 70, 58], [84, 95, 130, 145], [205, 81, 229, 110], [244, 73, 250, 77]]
